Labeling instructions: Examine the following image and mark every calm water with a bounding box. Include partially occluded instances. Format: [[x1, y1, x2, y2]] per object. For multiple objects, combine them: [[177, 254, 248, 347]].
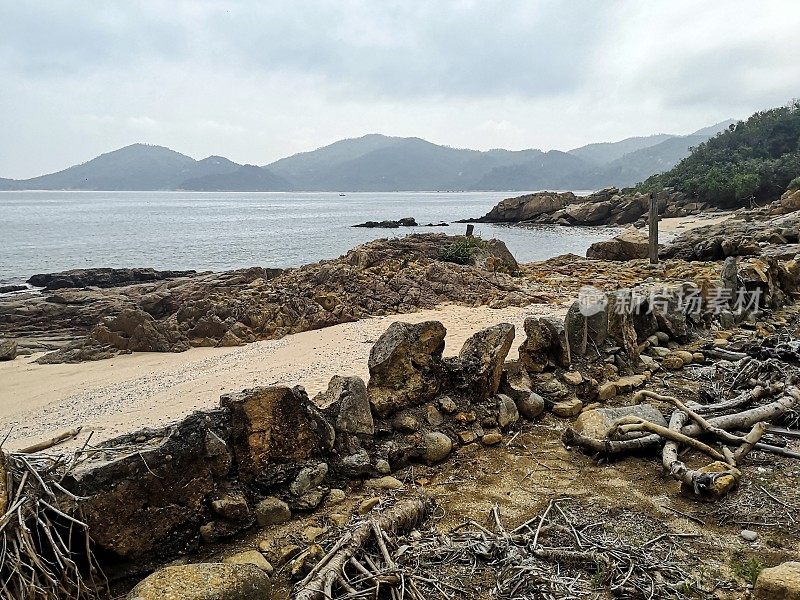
[[0, 191, 620, 284]]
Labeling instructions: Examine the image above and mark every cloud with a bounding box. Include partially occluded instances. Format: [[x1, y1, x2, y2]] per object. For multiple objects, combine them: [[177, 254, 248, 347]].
[[1, 0, 799, 178]]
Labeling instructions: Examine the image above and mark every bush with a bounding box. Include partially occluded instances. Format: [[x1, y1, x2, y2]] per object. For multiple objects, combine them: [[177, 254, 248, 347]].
[[439, 236, 487, 265], [789, 176, 800, 190]]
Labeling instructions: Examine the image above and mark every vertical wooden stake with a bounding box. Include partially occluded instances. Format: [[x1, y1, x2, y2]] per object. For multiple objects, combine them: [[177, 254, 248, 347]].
[[648, 194, 659, 264], [466, 224, 474, 237]]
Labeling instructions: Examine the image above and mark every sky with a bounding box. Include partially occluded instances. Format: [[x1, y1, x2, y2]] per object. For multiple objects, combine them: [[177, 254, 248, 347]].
[[1, 0, 798, 179]]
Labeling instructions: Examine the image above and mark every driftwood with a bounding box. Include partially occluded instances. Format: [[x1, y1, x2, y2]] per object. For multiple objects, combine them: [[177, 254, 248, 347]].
[[18, 427, 83, 454], [294, 496, 434, 600]]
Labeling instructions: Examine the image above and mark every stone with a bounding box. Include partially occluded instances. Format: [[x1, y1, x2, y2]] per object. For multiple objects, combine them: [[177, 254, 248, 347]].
[[316, 376, 374, 436], [692, 352, 705, 363], [518, 317, 553, 372], [326, 489, 347, 505], [586, 230, 649, 261], [302, 526, 325, 543], [224, 550, 274, 574], [496, 394, 519, 430], [255, 497, 291, 527], [211, 491, 250, 522], [565, 200, 613, 224], [90, 308, 188, 353], [740, 529, 759, 542], [671, 350, 694, 365], [392, 413, 420, 433], [425, 405, 444, 426], [655, 331, 670, 344], [564, 301, 587, 356], [614, 374, 646, 393], [367, 476, 404, 490], [199, 520, 248, 544], [720, 256, 739, 299], [329, 513, 349, 526], [449, 323, 515, 401], [276, 544, 302, 565], [290, 463, 328, 497], [754, 561, 800, 600], [562, 371, 583, 385], [367, 321, 446, 418], [375, 459, 391, 474], [482, 432, 502, 446], [552, 398, 583, 418], [606, 291, 639, 360], [598, 382, 618, 401], [0, 340, 17, 361], [341, 451, 372, 477], [126, 563, 272, 600], [541, 318, 571, 367], [437, 396, 457, 414], [473, 191, 573, 222], [649, 346, 671, 358], [574, 404, 667, 440], [459, 431, 478, 444], [517, 392, 545, 419], [662, 355, 684, 370], [423, 432, 453, 464], [680, 461, 740, 499], [358, 497, 381, 514], [220, 386, 334, 484], [293, 489, 327, 511]]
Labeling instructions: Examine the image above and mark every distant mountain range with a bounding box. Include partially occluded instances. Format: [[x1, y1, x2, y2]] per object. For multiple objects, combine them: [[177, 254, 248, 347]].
[[0, 120, 735, 192]]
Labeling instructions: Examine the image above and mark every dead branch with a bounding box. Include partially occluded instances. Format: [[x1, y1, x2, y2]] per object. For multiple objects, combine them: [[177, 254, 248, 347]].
[[18, 428, 83, 454]]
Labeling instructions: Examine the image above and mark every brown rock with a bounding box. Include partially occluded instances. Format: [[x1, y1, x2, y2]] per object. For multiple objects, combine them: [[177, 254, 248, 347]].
[[127, 563, 272, 600], [754, 561, 800, 599], [450, 323, 515, 401]]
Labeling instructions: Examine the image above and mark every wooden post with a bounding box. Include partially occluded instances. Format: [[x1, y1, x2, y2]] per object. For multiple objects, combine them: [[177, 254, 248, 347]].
[[465, 224, 474, 237], [648, 194, 659, 264]]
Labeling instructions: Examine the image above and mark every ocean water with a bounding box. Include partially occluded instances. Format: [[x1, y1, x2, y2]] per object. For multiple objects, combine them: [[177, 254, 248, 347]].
[[0, 190, 620, 284]]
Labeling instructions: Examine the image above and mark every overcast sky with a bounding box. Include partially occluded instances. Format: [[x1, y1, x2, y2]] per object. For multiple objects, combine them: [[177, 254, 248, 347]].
[[1, 0, 798, 179]]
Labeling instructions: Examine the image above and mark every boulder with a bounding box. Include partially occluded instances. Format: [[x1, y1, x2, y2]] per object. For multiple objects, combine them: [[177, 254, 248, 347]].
[[448, 323, 515, 401], [496, 394, 519, 430], [255, 497, 291, 527], [423, 432, 453, 464], [541, 318, 571, 367], [574, 404, 666, 440], [780, 189, 800, 213], [0, 340, 17, 361], [470, 192, 573, 223], [518, 318, 553, 373], [565, 200, 612, 224], [317, 376, 374, 436], [126, 563, 272, 600], [564, 301, 587, 356], [367, 321, 446, 418], [754, 561, 800, 599], [29, 267, 197, 290], [63, 411, 232, 561], [220, 386, 335, 484], [606, 292, 639, 360], [586, 231, 649, 261]]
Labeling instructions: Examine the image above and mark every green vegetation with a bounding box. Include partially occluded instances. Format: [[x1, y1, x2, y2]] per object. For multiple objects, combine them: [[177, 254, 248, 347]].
[[730, 556, 764, 586], [789, 176, 800, 191], [639, 100, 800, 207], [439, 236, 487, 265]]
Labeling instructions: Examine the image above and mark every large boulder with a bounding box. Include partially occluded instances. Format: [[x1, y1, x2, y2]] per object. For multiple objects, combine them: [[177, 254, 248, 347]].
[[565, 200, 612, 224], [754, 561, 800, 600], [64, 411, 232, 561], [470, 192, 574, 222], [367, 321, 447, 418], [780, 189, 800, 213], [0, 339, 17, 361], [564, 301, 587, 357], [447, 323, 515, 401], [220, 386, 335, 484], [127, 563, 272, 600], [316, 376, 374, 436], [586, 231, 649, 261], [518, 317, 570, 370]]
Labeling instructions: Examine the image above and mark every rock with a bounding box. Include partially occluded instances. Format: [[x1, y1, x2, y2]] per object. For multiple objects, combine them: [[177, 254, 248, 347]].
[[220, 386, 334, 484], [290, 463, 329, 497], [224, 550, 274, 574], [211, 491, 250, 521], [565, 200, 612, 224], [459, 431, 478, 444], [586, 230, 649, 261], [662, 355, 684, 370], [375, 459, 391, 474], [425, 405, 444, 427], [482, 432, 502, 446], [781, 189, 800, 212], [340, 451, 372, 477], [200, 520, 248, 544], [564, 301, 588, 356], [754, 561, 800, 599], [740, 529, 759, 542], [302, 526, 325, 543], [326, 489, 347, 505], [293, 489, 327, 511], [316, 376, 374, 436], [358, 497, 380, 514], [367, 321, 446, 418], [367, 476, 404, 490], [614, 374, 646, 393], [329, 513, 349, 526], [437, 396, 457, 414], [518, 317, 552, 372], [276, 544, 302, 566], [597, 382, 618, 401], [448, 323, 515, 401], [392, 413, 420, 433], [517, 392, 545, 419], [541, 318, 571, 367], [496, 394, 519, 430], [30, 267, 197, 290], [606, 291, 639, 360], [692, 352, 705, 363], [62, 411, 231, 561], [423, 432, 452, 464], [472, 239, 520, 273], [670, 350, 694, 366], [679, 461, 740, 499], [469, 191, 573, 223], [562, 371, 583, 385], [126, 563, 272, 600], [0, 340, 17, 361], [552, 398, 583, 418], [574, 404, 666, 440], [255, 497, 292, 527], [90, 308, 188, 353], [352, 217, 418, 228]]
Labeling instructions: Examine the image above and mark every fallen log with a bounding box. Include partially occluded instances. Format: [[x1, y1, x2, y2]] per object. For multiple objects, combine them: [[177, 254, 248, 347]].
[[18, 427, 83, 454]]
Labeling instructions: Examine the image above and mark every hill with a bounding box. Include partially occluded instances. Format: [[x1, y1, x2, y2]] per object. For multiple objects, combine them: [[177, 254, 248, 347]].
[[567, 134, 674, 165], [180, 165, 292, 191], [640, 103, 800, 207]]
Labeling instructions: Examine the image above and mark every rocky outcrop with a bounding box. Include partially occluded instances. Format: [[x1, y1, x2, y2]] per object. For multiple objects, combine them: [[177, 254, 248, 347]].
[[366, 321, 446, 417], [464, 191, 574, 223], [28, 267, 199, 290], [446, 323, 515, 401], [3, 235, 539, 363], [586, 230, 650, 261], [352, 217, 417, 228], [0, 339, 16, 361], [126, 563, 272, 600]]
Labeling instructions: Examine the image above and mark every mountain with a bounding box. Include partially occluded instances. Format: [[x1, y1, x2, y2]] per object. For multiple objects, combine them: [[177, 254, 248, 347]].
[[0, 118, 737, 192], [1, 144, 290, 192], [180, 165, 292, 191], [640, 103, 800, 207]]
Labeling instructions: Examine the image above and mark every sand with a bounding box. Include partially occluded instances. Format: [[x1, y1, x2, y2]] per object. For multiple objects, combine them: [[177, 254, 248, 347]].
[[658, 212, 732, 234], [0, 303, 566, 450]]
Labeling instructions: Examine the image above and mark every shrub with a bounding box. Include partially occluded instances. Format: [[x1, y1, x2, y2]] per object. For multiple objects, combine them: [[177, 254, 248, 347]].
[[789, 176, 800, 190], [439, 236, 487, 265]]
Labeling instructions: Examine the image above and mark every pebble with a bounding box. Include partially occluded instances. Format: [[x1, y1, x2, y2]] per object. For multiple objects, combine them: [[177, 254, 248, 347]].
[[552, 398, 583, 417], [367, 476, 403, 490], [223, 550, 274, 575], [740, 529, 759, 542], [326, 488, 347, 505], [302, 526, 325, 543], [358, 497, 380, 514], [482, 432, 502, 445], [562, 371, 583, 385], [375, 459, 391, 474]]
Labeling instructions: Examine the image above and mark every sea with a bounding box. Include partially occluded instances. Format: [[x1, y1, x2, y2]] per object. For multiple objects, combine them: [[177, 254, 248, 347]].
[[0, 190, 621, 286]]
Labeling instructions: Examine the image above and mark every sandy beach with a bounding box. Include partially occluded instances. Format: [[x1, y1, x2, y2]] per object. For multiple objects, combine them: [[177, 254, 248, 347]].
[[0, 302, 566, 450]]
